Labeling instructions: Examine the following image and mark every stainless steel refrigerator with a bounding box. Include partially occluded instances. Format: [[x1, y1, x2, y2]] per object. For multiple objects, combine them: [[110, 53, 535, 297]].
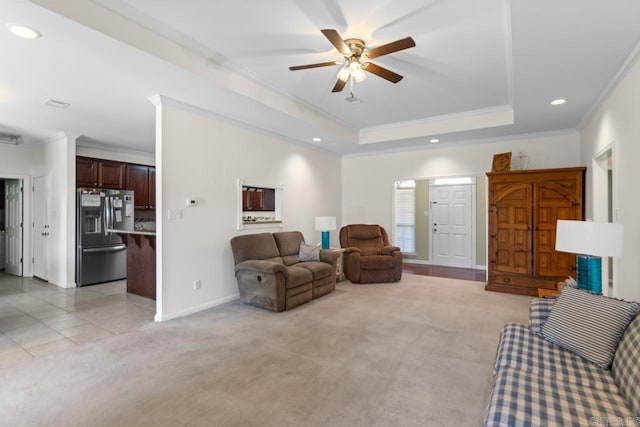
[[76, 188, 134, 286]]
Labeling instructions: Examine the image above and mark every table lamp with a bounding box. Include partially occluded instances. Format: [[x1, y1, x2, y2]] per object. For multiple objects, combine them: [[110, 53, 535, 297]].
[[555, 220, 624, 294], [315, 216, 336, 250]]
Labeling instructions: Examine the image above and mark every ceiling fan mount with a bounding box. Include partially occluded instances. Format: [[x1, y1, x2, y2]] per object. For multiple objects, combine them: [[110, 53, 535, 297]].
[[343, 38, 366, 58], [289, 29, 415, 93]]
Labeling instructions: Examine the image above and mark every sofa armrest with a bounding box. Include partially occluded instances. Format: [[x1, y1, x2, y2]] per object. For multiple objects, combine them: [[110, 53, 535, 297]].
[[343, 246, 361, 255], [319, 250, 340, 266], [234, 260, 288, 277], [381, 245, 401, 255], [529, 297, 557, 333]]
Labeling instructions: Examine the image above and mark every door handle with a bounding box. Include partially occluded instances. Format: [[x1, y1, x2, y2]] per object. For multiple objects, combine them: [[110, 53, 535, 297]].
[[433, 228, 437, 232], [41, 232, 49, 236]]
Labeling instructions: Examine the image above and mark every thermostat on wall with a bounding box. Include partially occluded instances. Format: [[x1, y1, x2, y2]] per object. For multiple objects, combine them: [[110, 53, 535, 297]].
[[185, 198, 197, 207]]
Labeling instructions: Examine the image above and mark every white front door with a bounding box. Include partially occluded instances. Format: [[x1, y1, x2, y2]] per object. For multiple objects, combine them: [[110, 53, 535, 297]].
[[33, 176, 49, 281], [430, 183, 473, 268], [5, 179, 23, 276]]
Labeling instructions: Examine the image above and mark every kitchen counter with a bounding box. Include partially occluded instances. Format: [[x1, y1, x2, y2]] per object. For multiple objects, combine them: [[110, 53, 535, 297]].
[[110, 230, 156, 300], [107, 228, 156, 236]]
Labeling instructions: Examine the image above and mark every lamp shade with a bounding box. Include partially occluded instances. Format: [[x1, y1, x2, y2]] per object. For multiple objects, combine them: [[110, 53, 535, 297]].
[[315, 216, 336, 231], [555, 220, 624, 257]]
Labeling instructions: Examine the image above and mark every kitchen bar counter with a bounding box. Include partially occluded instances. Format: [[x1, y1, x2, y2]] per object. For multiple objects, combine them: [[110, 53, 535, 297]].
[[108, 229, 156, 236], [109, 229, 156, 300]]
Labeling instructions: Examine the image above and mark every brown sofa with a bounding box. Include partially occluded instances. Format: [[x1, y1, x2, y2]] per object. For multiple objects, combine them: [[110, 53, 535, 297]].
[[339, 224, 402, 283], [230, 231, 340, 312]]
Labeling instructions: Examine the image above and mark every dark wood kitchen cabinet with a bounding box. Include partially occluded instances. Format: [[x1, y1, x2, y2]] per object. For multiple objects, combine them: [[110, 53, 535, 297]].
[[76, 156, 125, 189], [485, 167, 585, 296], [125, 164, 156, 210], [242, 187, 275, 211]]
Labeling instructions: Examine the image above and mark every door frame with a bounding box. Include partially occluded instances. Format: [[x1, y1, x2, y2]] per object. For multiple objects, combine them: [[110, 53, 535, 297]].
[[0, 172, 31, 277], [592, 143, 616, 296], [33, 175, 50, 281], [429, 178, 476, 268]]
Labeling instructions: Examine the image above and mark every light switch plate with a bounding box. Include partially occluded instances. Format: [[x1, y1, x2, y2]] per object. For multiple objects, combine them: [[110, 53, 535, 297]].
[[168, 209, 183, 220]]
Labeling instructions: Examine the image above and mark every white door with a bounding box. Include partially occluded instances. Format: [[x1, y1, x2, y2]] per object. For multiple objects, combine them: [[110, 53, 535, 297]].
[[430, 183, 473, 268], [33, 176, 49, 281], [5, 179, 23, 276]]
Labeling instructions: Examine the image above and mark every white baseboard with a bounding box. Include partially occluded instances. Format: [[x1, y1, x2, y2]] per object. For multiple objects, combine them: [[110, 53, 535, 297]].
[[154, 293, 239, 322]]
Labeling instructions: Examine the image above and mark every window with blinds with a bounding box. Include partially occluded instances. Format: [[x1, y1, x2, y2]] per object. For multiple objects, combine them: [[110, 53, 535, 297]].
[[395, 181, 416, 253]]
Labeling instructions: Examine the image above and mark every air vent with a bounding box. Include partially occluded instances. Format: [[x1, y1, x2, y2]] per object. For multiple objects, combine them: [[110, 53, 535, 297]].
[[0, 133, 23, 145], [44, 99, 70, 109]]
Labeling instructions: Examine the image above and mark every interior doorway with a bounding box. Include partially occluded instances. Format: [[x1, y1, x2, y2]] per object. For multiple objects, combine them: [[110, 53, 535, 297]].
[[593, 145, 615, 296], [3, 178, 24, 276], [394, 176, 484, 271]]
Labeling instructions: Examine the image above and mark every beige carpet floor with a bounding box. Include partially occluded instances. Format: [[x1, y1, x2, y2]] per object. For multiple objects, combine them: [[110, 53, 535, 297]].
[[0, 274, 531, 427]]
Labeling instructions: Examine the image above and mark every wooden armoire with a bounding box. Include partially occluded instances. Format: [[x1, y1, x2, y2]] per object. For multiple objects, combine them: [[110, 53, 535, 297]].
[[485, 167, 585, 296]]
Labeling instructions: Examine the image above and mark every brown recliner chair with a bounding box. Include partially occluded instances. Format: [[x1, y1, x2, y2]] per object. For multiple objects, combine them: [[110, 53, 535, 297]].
[[339, 224, 402, 283]]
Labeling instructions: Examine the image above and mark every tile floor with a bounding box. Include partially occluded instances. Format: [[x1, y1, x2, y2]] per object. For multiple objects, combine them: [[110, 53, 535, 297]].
[[0, 272, 155, 368]]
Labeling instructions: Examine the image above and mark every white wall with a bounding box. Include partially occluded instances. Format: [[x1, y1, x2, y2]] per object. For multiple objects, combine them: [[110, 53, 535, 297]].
[[42, 135, 77, 288], [342, 132, 581, 241], [155, 98, 341, 321], [580, 55, 640, 301]]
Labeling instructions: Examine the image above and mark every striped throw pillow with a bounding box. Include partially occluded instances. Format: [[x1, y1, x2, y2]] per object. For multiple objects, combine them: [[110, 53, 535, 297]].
[[540, 286, 639, 368]]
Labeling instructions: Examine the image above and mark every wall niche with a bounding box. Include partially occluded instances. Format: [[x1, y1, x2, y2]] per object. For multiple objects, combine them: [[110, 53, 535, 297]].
[[237, 180, 283, 230]]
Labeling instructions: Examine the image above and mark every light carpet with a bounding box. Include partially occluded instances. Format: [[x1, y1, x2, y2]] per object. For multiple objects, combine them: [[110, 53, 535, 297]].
[[0, 274, 531, 427]]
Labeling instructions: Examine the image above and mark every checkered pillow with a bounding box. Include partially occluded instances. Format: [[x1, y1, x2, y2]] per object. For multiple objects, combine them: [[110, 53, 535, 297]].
[[541, 287, 640, 368]]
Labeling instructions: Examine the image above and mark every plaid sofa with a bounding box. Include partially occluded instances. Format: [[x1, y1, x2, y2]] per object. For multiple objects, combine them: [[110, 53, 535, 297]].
[[484, 298, 640, 426]]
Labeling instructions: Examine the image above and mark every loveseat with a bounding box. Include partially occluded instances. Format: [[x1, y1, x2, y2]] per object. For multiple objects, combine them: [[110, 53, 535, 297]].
[[230, 231, 340, 312], [339, 224, 402, 283], [484, 287, 640, 426]]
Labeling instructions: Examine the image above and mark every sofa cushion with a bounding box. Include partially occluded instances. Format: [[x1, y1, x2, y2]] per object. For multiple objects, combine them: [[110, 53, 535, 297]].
[[296, 261, 332, 280], [529, 297, 556, 334], [494, 323, 616, 392], [484, 367, 633, 427], [281, 255, 298, 266], [298, 243, 320, 262], [611, 314, 640, 416], [360, 255, 396, 270], [283, 266, 313, 288], [273, 231, 305, 256], [230, 233, 280, 264], [541, 287, 639, 368]]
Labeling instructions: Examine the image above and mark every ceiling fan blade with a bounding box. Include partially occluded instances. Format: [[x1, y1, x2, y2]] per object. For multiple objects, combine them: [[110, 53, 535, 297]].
[[331, 78, 347, 93], [365, 37, 416, 59], [362, 62, 403, 83], [321, 29, 351, 56], [289, 61, 341, 71]]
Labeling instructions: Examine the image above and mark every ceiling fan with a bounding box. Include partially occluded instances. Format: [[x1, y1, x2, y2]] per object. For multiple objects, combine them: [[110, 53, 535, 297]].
[[289, 29, 416, 93]]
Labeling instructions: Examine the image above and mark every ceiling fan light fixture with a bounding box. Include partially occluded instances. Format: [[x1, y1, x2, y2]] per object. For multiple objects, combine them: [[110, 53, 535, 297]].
[[352, 66, 366, 83], [337, 66, 350, 82]]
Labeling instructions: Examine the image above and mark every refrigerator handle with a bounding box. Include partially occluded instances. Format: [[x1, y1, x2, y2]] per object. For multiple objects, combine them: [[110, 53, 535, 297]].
[[104, 197, 111, 235]]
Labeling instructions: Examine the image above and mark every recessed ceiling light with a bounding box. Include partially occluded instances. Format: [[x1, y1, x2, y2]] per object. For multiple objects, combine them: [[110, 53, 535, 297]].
[[312, 137, 322, 142], [430, 138, 439, 143], [550, 98, 566, 106], [7, 24, 41, 39]]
